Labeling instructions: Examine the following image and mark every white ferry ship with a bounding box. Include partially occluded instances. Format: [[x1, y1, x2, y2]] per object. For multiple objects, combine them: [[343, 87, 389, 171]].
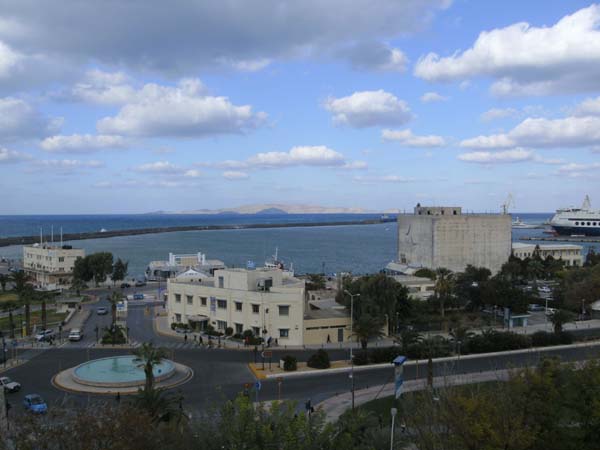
[[549, 196, 600, 236]]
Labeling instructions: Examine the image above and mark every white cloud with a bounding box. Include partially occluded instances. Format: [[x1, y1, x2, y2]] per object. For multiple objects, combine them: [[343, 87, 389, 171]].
[[0, 97, 62, 141], [415, 4, 600, 96], [40, 134, 127, 153], [382, 129, 445, 147], [96, 78, 266, 138], [0, 1, 449, 75], [218, 58, 271, 72], [458, 149, 534, 164], [340, 161, 368, 170], [134, 161, 182, 174], [574, 96, 600, 117], [223, 171, 249, 180], [247, 146, 345, 167], [0, 147, 30, 164], [323, 90, 412, 128], [69, 69, 137, 105], [354, 174, 417, 183], [420, 92, 447, 103], [558, 162, 600, 173], [480, 108, 518, 122], [0, 41, 21, 78], [460, 116, 600, 150], [183, 169, 202, 178], [29, 159, 104, 174]]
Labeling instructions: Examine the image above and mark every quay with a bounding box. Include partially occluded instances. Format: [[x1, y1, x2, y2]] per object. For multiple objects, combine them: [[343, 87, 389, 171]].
[[520, 236, 600, 243], [0, 218, 396, 248]]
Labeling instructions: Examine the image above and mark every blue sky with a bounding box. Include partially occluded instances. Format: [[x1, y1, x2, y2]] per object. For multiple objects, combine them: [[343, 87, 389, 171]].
[[0, 0, 599, 214]]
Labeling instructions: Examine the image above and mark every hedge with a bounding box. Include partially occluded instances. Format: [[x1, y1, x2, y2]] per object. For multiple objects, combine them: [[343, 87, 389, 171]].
[[282, 355, 297, 371], [307, 349, 330, 369]]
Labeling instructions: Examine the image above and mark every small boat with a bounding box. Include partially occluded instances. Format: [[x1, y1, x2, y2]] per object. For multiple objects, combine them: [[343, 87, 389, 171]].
[[512, 217, 536, 229], [99, 228, 108, 233]]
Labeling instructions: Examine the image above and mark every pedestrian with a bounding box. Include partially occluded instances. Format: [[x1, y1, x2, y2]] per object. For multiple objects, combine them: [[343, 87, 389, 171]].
[[267, 336, 272, 347], [116, 392, 121, 403], [184, 333, 188, 343], [275, 338, 278, 346], [199, 335, 204, 345], [327, 334, 331, 343]]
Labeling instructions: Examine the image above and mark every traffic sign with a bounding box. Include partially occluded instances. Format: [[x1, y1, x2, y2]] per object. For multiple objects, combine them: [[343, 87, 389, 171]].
[[261, 350, 272, 359], [254, 380, 262, 391]]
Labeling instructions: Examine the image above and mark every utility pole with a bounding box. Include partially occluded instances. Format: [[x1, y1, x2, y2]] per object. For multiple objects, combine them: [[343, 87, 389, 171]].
[[344, 290, 360, 411]]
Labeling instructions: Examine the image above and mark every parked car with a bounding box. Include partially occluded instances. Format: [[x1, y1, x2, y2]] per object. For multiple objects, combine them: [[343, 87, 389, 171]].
[[135, 280, 146, 287], [545, 307, 557, 316], [133, 293, 144, 300], [96, 307, 108, 315], [528, 304, 545, 312], [23, 394, 48, 414], [35, 329, 55, 342], [0, 376, 21, 393], [68, 328, 83, 341], [120, 282, 131, 289]]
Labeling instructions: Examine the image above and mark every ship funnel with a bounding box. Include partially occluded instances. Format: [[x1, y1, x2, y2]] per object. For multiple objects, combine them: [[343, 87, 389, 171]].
[[582, 195, 591, 210]]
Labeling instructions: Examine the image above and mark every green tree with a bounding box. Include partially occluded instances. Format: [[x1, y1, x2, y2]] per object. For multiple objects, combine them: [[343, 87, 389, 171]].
[[133, 343, 169, 392], [0, 273, 8, 292], [89, 252, 114, 286], [306, 273, 326, 290], [434, 267, 454, 318], [10, 270, 30, 294], [73, 255, 93, 284], [112, 258, 129, 285], [352, 314, 384, 350], [109, 291, 121, 329], [453, 265, 491, 310], [549, 309, 574, 334], [0, 299, 17, 338], [414, 267, 437, 280]]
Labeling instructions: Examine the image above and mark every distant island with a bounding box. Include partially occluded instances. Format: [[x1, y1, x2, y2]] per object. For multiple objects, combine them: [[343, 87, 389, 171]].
[[155, 203, 389, 215]]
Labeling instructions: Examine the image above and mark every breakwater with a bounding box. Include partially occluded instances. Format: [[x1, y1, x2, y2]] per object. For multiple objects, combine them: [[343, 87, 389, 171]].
[[0, 218, 396, 248]]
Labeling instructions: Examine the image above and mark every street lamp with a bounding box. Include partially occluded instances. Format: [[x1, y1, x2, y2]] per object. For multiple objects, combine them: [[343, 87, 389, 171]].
[[390, 407, 398, 450], [344, 290, 360, 410]]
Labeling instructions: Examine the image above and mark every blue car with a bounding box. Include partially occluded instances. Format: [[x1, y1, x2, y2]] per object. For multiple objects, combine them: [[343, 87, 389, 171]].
[[23, 394, 48, 414]]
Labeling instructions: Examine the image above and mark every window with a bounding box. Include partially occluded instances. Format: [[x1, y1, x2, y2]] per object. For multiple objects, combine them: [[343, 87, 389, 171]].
[[235, 301, 243, 312], [252, 326, 260, 336], [186, 295, 193, 305], [278, 305, 290, 316], [217, 320, 227, 330], [279, 329, 289, 338], [218, 276, 224, 288], [200, 297, 207, 306], [217, 299, 227, 309], [235, 323, 243, 334], [58, 257, 64, 262], [252, 304, 260, 314], [175, 294, 181, 303], [175, 314, 181, 322]]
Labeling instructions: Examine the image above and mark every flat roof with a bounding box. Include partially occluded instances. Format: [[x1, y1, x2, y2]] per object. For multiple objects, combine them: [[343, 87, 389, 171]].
[[305, 308, 349, 320], [512, 243, 582, 250]]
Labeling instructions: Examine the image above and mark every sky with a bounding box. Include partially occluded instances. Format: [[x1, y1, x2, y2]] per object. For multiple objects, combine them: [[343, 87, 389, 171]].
[[1, 0, 599, 214]]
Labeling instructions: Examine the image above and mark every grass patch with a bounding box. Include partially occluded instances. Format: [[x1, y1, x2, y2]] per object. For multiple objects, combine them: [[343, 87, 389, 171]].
[[0, 291, 18, 303], [0, 310, 68, 331], [358, 381, 501, 423]]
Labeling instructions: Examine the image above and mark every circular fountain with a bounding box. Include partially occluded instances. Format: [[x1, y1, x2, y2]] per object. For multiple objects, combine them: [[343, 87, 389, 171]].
[[53, 355, 192, 394]]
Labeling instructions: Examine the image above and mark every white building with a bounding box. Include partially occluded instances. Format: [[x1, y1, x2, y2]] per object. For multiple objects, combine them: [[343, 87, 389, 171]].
[[512, 243, 583, 267], [167, 267, 353, 346], [23, 244, 85, 290], [396, 205, 512, 274], [145, 252, 225, 281]]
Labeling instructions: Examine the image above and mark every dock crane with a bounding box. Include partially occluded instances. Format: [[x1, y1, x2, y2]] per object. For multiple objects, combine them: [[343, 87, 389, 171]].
[[501, 194, 514, 215]]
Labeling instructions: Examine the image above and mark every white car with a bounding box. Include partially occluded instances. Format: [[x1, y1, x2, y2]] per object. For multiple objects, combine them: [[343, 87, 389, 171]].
[[35, 329, 55, 342], [68, 328, 83, 341], [0, 376, 21, 393]]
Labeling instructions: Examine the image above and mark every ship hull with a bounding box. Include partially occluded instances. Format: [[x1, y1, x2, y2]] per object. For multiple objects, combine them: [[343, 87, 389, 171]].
[[551, 225, 600, 236]]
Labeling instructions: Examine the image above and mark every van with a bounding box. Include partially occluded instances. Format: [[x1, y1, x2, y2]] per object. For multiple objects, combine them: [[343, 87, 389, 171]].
[[69, 328, 83, 341]]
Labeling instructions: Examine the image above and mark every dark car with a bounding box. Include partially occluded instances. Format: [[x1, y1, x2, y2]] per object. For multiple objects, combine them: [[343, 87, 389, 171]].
[[120, 283, 131, 289], [134, 280, 146, 287]]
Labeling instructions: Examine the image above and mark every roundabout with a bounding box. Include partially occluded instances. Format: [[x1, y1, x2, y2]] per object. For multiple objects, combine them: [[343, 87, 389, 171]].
[[53, 355, 193, 395]]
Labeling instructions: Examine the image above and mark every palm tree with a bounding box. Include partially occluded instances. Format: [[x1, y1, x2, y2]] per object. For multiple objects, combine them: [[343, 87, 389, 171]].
[[10, 270, 30, 294], [109, 291, 121, 329], [352, 314, 384, 350], [0, 273, 8, 292], [20, 285, 35, 336], [1, 300, 17, 339], [133, 343, 169, 392], [449, 326, 474, 354], [550, 309, 573, 334], [434, 268, 454, 318], [133, 388, 185, 424], [400, 327, 422, 352]]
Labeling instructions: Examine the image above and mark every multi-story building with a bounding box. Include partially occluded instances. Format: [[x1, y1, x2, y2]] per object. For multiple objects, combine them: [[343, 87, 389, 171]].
[[23, 244, 85, 290], [145, 252, 225, 281], [167, 267, 352, 346], [512, 243, 583, 267], [396, 205, 512, 274]]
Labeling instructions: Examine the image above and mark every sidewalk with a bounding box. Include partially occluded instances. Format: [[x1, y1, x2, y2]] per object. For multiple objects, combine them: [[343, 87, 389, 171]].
[[317, 368, 511, 422]]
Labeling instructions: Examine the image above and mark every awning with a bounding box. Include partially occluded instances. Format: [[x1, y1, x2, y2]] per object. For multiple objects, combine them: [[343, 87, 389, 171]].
[[187, 315, 209, 322]]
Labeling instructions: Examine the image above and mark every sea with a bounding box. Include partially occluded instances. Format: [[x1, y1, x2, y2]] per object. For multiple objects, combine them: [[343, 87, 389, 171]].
[[0, 213, 595, 279]]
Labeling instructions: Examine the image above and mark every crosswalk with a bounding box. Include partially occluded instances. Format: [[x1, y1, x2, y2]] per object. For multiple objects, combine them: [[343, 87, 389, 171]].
[[61, 340, 217, 350]]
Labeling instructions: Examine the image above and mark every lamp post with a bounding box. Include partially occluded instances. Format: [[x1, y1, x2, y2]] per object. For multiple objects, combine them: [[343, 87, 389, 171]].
[[390, 407, 397, 450], [344, 290, 360, 410]]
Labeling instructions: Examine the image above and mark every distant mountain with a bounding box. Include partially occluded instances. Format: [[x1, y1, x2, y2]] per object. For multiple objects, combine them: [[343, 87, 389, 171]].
[[166, 203, 372, 215]]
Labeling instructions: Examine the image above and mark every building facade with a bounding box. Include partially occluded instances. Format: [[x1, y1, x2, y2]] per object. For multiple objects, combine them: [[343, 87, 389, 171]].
[[397, 205, 512, 274], [512, 243, 583, 267], [23, 244, 85, 290]]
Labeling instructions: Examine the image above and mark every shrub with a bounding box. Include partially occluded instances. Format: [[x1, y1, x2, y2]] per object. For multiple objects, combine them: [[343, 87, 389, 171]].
[[369, 346, 403, 364], [282, 355, 297, 371], [232, 333, 243, 340], [352, 352, 369, 366], [531, 331, 573, 347], [242, 329, 254, 338], [170, 323, 177, 330], [465, 331, 530, 354], [225, 327, 234, 336], [307, 349, 330, 369]]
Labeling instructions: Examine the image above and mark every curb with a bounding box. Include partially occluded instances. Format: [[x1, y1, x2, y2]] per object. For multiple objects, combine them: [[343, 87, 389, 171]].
[[0, 359, 27, 374]]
